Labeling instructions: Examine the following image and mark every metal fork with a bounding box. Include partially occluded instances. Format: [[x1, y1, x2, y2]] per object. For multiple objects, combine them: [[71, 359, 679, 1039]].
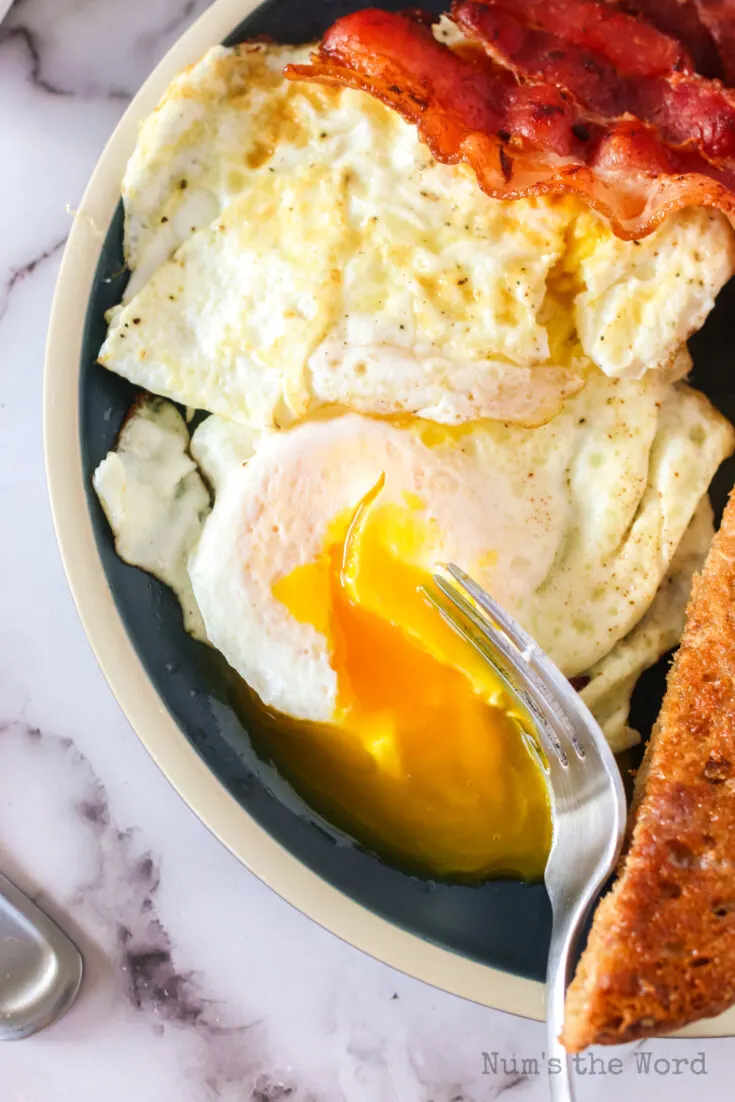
[[423, 564, 627, 1102]]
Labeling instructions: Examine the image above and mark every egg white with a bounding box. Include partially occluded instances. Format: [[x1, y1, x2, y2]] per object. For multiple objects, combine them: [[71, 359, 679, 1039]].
[[93, 397, 211, 641], [190, 413, 262, 490], [579, 497, 714, 752]]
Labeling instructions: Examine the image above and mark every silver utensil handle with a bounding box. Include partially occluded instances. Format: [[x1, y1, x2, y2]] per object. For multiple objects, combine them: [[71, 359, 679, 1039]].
[[547, 909, 578, 1102], [0, 871, 84, 1040]]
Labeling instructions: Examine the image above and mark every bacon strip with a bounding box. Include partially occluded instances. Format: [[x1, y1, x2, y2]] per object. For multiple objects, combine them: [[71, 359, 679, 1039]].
[[614, 0, 723, 79], [455, 0, 735, 163], [479, 0, 692, 74], [616, 1, 735, 86], [286, 8, 735, 238], [695, 0, 735, 84]]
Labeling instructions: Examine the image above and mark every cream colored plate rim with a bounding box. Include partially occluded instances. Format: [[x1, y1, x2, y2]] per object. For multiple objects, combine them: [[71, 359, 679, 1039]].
[[42, 0, 734, 1037]]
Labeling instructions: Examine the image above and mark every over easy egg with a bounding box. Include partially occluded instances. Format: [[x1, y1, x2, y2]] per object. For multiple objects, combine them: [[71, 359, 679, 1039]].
[[185, 380, 731, 876], [98, 36, 735, 430], [189, 376, 733, 712]]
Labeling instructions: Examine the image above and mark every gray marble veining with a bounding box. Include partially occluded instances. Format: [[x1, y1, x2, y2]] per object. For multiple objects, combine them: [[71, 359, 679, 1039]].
[[1, 1, 733, 1098]]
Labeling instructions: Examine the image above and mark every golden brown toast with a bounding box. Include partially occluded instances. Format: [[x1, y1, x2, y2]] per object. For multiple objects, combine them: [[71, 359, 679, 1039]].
[[562, 489, 735, 1051]]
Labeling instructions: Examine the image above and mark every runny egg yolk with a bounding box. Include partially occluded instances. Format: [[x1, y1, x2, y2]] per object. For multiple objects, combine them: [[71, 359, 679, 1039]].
[[268, 482, 552, 880]]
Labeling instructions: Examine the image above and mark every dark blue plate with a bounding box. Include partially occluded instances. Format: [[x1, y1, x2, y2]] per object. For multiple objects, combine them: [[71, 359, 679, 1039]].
[[79, 0, 735, 986]]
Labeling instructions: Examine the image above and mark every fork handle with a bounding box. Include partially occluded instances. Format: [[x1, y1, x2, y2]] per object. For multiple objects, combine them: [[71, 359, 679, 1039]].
[[546, 910, 578, 1102]]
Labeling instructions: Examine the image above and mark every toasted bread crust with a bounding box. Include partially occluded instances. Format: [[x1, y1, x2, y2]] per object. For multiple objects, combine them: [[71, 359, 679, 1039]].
[[562, 489, 735, 1051]]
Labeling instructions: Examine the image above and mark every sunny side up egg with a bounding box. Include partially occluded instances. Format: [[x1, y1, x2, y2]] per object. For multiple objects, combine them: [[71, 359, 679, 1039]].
[[189, 379, 733, 709], [95, 389, 725, 876], [186, 378, 732, 877]]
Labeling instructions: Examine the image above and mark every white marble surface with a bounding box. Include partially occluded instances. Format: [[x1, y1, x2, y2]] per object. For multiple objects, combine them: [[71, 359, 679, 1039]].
[[2, 1, 735, 1098]]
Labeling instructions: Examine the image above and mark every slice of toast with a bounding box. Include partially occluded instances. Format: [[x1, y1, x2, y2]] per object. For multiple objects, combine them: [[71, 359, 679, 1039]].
[[562, 489, 735, 1051]]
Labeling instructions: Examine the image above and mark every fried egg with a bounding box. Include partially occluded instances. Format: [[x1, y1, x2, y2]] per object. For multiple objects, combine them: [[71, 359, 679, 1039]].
[[93, 388, 730, 876], [186, 383, 730, 877], [189, 376, 732, 717], [98, 38, 735, 430], [92, 392, 725, 755]]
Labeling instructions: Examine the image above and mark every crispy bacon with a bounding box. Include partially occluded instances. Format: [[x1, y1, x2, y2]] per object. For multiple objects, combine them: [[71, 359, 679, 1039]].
[[614, 0, 723, 79], [477, 0, 692, 75], [616, 1, 735, 86], [455, 0, 735, 162], [694, 0, 735, 84], [286, 8, 735, 238]]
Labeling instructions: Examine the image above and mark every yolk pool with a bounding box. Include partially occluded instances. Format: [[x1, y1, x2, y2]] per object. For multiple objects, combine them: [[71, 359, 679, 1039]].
[[260, 485, 552, 880]]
